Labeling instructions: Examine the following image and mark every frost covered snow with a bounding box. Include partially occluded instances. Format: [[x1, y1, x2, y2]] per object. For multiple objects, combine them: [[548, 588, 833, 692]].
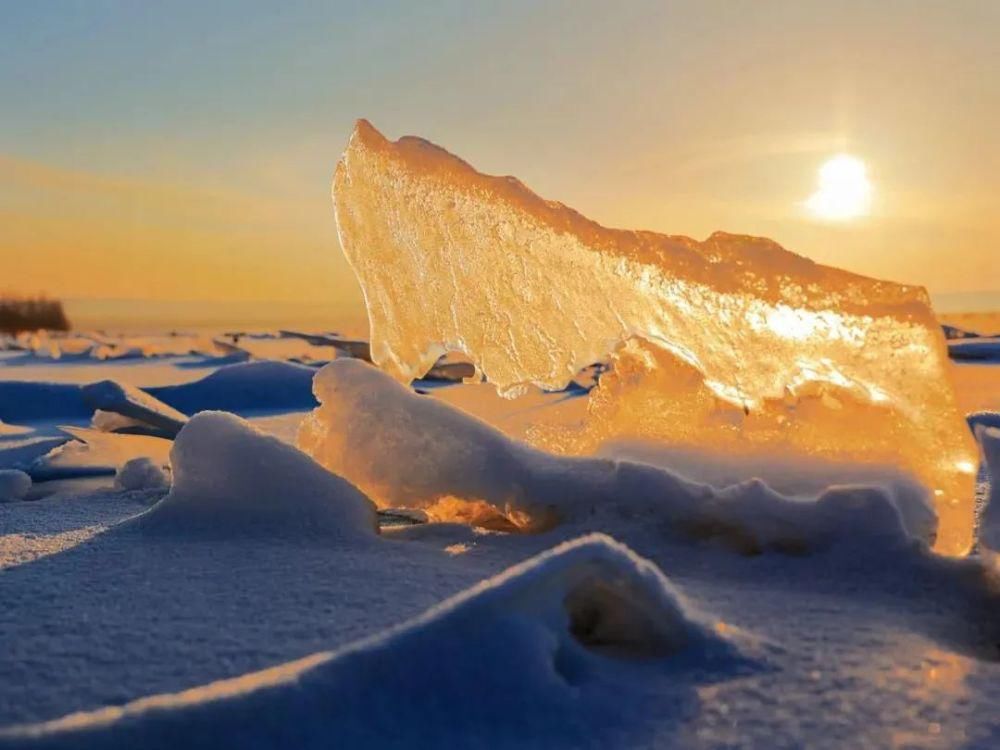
[[0, 535, 753, 749], [333, 120, 977, 554]]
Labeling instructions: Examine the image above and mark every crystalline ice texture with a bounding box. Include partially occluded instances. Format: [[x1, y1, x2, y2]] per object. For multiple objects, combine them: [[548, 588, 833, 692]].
[[332, 120, 978, 555]]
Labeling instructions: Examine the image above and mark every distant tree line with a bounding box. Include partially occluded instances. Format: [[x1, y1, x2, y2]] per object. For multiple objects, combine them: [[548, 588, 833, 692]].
[[0, 296, 71, 333]]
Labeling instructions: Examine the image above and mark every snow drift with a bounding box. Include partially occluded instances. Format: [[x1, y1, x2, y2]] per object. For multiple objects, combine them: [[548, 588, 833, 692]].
[[0, 534, 750, 748], [0, 382, 91, 423], [136, 411, 377, 540], [146, 361, 318, 415], [332, 120, 976, 554], [300, 360, 933, 553]]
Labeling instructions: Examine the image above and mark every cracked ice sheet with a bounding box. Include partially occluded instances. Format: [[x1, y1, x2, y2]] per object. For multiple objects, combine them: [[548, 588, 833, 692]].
[[332, 120, 977, 554]]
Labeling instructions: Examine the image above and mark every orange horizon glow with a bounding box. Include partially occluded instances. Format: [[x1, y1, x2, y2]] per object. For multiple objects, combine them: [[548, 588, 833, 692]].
[[1, 3, 997, 317]]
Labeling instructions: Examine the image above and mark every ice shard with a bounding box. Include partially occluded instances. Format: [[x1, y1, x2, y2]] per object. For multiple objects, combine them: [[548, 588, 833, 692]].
[[332, 120, 978, 554]]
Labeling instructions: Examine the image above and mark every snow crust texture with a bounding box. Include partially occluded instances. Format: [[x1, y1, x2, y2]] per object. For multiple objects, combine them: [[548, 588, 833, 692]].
[[333, 120, 976, 554], [300, 360, 930, 554], [0, 535, 748, 749], [137, 411, 377, 540]]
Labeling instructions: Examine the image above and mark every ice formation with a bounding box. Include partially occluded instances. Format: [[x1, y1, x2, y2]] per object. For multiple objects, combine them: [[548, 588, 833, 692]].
[[332, 120, 977, 554], [82, 381, 188, 438], [0, 535, 745, 748], [300, 360, 931, 553], [137, 411, 377, 540], [0, 470, 31, 502]]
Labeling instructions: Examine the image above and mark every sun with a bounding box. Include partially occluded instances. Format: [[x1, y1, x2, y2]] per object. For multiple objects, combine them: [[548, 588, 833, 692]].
[[805, 154, 872, 221]]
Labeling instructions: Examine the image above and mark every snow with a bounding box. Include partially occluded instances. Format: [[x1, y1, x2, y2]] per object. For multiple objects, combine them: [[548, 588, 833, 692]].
[[0, 534, 754, 748], [146, 361, 318, 416], [332, 120, 977, 554], [114, 458, 170, 493], [0, 470, 31, 502], [6, 331, 221, 363], [0, 382, 92, 423], [300, 360, 934, 551], [136, 411, 377, 540]]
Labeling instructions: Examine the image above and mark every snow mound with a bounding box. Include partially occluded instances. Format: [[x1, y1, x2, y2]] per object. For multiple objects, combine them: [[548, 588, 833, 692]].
[[115, 457, 170, 492], [976, 427, 1000, 552], [0, 535, 748, 748], [300, 360, 929, 553], [146, 361, 318, 416], [82, 381, 188, 437], [333, 120, 976, 555], [136, 411, 377, 540], [0, 470, 32, 502]]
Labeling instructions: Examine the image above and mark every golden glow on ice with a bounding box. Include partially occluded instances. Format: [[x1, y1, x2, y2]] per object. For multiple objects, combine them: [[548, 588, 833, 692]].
[[332, 120, 977, 554]]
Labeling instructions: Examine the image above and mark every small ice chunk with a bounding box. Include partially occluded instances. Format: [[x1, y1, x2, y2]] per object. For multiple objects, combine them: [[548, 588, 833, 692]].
[[115, 457, 170, 493], [82, 380, 188, 437], [0, 470, 31, 502]]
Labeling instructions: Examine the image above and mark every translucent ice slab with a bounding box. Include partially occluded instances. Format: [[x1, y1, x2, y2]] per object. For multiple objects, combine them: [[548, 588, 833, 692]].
[[332, 120, 977, 554]]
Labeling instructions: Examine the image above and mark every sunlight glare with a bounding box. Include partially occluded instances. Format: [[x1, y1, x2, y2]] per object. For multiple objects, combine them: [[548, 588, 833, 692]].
[[806, 154, 872, 221]]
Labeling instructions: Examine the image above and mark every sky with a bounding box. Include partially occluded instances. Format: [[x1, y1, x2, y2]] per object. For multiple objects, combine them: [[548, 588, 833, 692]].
[[1, 0, 998, 327]]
